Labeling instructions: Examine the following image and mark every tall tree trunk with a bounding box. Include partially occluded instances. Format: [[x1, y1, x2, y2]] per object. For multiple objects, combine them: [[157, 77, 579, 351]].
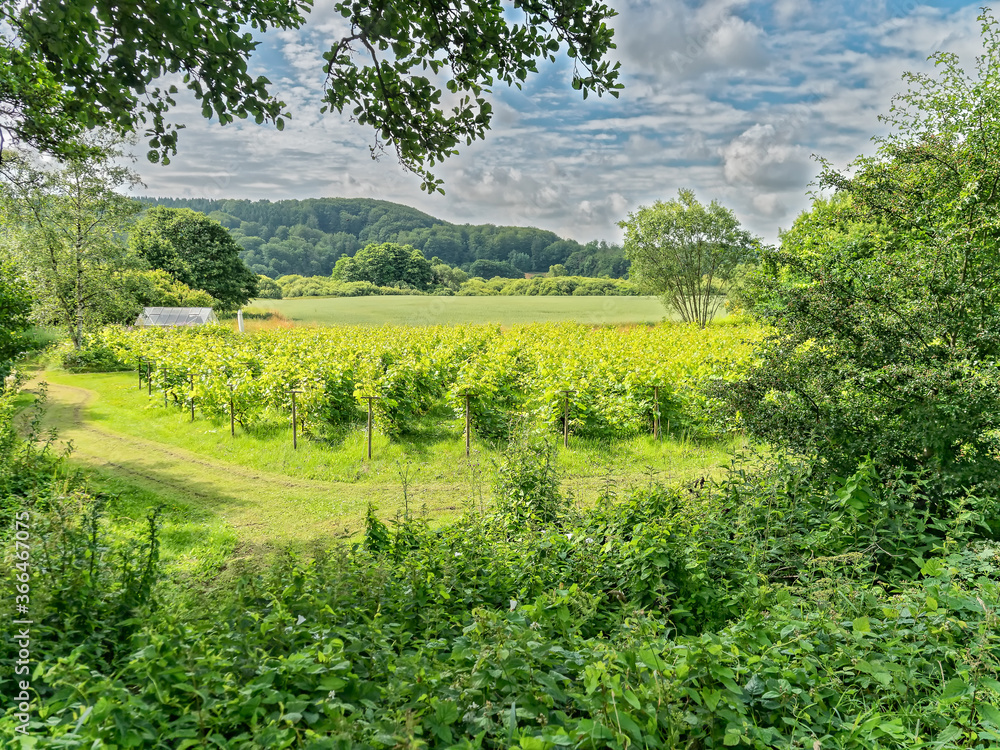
[[74, 234, 83, 350]]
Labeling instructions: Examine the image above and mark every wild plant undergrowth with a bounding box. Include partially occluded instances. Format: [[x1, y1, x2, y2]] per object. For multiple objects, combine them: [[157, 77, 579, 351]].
[[1, 395, 999, 748]]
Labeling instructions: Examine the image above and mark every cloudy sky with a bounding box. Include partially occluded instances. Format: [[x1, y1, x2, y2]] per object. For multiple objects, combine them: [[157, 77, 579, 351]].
[[129, 0, 988, 246]]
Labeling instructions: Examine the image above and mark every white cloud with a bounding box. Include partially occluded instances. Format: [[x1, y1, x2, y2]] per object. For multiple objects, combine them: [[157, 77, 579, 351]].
[[720, 123, 813, 190], [128, 0, 990, 247], [612, 0, 768, 80], [772, 0, 809, 25]]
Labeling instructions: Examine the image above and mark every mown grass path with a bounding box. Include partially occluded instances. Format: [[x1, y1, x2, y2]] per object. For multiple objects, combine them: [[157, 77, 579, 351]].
[[30, 377, 467, 553]]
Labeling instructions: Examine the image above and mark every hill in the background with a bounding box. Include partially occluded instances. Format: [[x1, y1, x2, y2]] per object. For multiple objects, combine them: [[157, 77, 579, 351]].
[[139, 197, 628, 279]]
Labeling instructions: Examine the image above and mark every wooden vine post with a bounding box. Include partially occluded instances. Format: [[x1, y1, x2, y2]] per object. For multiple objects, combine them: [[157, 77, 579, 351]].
[[162, 368, 169, 408], [227, 381, 236, 437], [362, 395, 380, 460], [560, 389, 576, 449], [289, 389, 303, 449], [137, 358, 145, 390], [460, 392, 473, 457], [652, 385, 661, 440], [188, 373, 195, 422], [147, 360, 153, 396]]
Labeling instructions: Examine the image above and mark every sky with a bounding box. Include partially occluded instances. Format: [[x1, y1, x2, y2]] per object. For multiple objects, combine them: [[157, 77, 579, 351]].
[[129, 0, 989, 246]]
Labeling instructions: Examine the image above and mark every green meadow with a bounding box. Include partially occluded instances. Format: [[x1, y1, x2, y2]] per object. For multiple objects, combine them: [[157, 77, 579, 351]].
[[251, 294, 673, 326]]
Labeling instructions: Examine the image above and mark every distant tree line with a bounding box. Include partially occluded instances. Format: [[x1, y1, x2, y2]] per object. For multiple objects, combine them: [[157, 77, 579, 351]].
[[139, 197, 629, 279], [271, 272, 639, 300]]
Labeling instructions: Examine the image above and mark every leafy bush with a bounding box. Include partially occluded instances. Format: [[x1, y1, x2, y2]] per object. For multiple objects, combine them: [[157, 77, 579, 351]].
[[272, 272, 639, 297], [256, 274, 283, 299], [726, 14, 1000, 504], [4, 463, 998, 747], [0, 498, 161, 674], [0, 383, 65, 525], [51, 339, 128, 372], [489, 426, 564, 528], [0, 382, 161, 686]]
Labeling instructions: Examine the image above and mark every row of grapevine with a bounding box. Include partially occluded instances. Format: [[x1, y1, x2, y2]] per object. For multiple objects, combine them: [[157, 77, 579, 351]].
[[94, 321, 763, 441], [447, 322, 763, 439]]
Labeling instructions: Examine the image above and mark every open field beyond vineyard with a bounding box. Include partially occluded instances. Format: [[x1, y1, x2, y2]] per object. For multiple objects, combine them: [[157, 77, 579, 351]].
[[250, 294, 677, 326]]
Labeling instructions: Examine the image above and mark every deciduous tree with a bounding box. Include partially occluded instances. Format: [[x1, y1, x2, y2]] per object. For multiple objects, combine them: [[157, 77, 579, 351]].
[[726, 10, 1000, 499], [620, 189, 758, 328], [333, 242, 433, 289], [468, 258, 524, 280], [0, 143, 142, 349], [129, 207, 258, 311]]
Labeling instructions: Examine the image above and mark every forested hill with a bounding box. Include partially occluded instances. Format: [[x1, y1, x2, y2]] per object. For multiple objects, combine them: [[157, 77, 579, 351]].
[[140, 197, 628, 279]]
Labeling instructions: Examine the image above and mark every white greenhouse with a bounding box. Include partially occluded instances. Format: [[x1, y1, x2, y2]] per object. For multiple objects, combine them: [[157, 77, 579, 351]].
[[135, 307, 218, 327]]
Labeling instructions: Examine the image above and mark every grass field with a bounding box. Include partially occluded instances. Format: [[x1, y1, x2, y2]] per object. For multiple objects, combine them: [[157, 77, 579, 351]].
[[30, 369, 742, 563], [250, 294, 673, 326]]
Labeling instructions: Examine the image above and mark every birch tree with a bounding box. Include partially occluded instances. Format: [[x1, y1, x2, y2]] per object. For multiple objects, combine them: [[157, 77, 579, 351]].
[[1, 143, 142, 349]]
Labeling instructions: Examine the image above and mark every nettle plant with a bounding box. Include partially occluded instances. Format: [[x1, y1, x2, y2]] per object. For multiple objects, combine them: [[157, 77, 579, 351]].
[[489, 425, 565, 530]]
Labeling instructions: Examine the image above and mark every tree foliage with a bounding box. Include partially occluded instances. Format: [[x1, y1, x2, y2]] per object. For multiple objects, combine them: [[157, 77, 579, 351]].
[[565, 240, 630, 278], [0, 261, 31, 379], [143, 196, 627, 279], [431, 262, 469, 292], [727, 10, 1000, 497], [129, 207, 258, 311], [332, 242, 433, 289], [2, 0, 621, 190], [468, 258, 524, 279], [620, 189, 758, 328], [0, 0, 310, 162], [255, 275, 283, 299], [0, 144, 142, 349], [319, 0, 621, 191]]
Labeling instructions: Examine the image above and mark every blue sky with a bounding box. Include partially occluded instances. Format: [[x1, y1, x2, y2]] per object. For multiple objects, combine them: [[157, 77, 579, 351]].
[[129, 0, 990, 246]]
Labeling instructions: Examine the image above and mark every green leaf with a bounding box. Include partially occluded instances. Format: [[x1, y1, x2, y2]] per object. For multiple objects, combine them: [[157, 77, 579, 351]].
[[941, 678, 969, 702], [979, 702, 1000, 727], [434, 701, 459, 726], [636, 644, 663, 668]]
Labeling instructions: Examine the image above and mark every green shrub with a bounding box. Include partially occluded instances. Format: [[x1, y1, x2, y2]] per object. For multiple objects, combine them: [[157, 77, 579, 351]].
[[6, 492, 997, 748], [489, 427, 565, 529], [52, 340, 128, 372]]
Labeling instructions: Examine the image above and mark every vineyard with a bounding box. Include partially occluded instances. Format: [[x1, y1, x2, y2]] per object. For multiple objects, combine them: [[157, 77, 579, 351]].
[[92, 320, 764, 447]]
